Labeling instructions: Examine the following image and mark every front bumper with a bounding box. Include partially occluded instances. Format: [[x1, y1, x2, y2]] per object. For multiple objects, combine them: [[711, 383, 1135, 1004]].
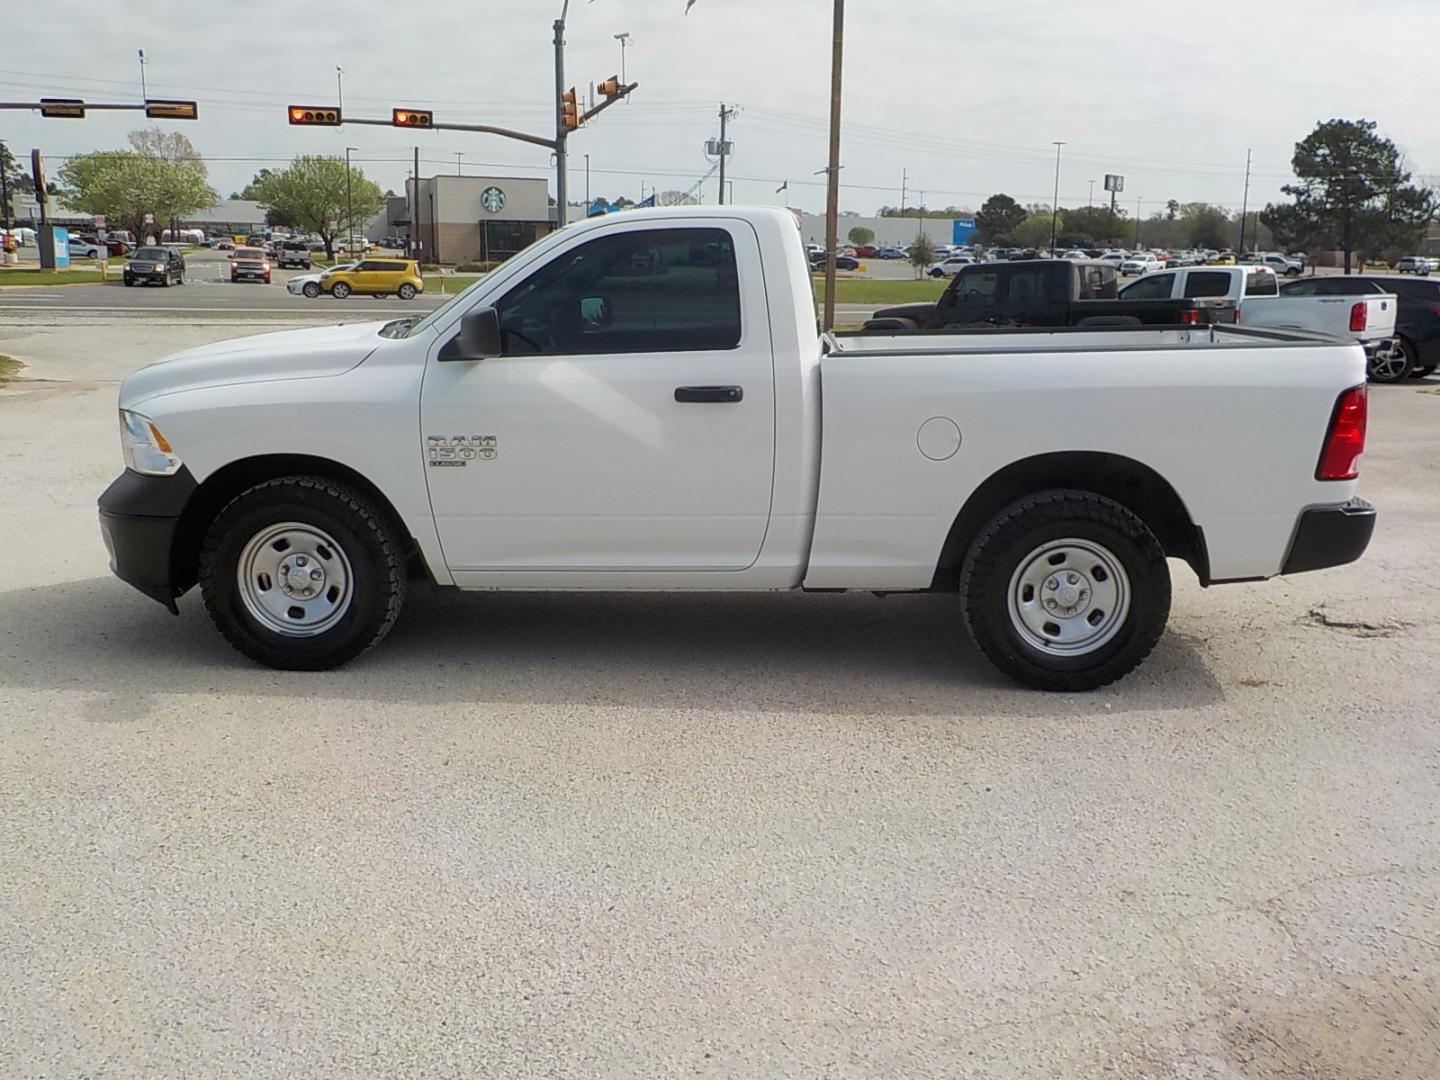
[[1281, 498, 1376, 574], [97, 468, 198, 613]]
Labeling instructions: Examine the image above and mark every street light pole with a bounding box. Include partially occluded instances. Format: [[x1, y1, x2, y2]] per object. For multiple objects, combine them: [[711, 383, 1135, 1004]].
[[614, 32, 630, 85], [1088, 179, 1095, 210], [585, 153, 591, 206], [336, 66, 344, 124], [345, 146, 356, 249], [138, 49, 147, 101], [821, 0, 845, 332], [456, 152, 464, 176], [1135, 195, 1142, 248], [1049, 140, 1066, 257]]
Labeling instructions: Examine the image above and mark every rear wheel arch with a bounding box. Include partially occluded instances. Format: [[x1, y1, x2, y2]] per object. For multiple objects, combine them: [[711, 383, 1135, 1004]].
[[170, 455, 423, 594], [934, 451, 1209, 587]]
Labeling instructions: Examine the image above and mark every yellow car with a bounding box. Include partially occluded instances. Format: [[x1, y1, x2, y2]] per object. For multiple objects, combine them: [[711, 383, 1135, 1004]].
[[1209, 252, 1237, 266], [321, 258, 425, 300]]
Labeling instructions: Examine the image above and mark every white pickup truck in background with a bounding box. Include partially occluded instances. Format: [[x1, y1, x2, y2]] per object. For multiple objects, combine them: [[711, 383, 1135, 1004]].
[[99, 207, 1376, 691], [1121, 264, 1399, 379]]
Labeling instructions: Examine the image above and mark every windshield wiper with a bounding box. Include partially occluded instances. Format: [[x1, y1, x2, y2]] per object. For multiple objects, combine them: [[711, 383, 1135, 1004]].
[[379, 315, 422, 339]]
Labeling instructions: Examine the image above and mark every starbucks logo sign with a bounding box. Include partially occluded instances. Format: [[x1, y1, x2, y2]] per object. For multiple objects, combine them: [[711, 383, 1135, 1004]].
[[480, 186, 506, 214]]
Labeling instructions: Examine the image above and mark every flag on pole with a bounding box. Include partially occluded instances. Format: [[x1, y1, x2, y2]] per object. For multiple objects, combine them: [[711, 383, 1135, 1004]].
[[638, 194, 657, 208], [775, 180, 788, 194], [685, 0, 699, 12]]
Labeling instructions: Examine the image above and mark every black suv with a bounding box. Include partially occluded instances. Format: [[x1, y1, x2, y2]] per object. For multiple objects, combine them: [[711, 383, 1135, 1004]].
[[1281, 275, 1440, 381], [123, 246, 186, 287]]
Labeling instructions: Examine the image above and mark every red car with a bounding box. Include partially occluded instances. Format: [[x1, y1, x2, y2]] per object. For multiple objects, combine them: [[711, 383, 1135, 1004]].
[[105, 238, 132, 256], [853, 244, 879, 258], [229, 247, 271, 284]]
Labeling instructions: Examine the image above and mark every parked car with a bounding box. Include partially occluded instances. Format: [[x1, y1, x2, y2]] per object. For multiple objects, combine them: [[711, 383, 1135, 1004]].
[[1397, 256, 1432, 275], [1250, 251, 1304, 276], [287, 262, 359, 299], [97, 206, 1375, 691], [67, 237, 103, 259], [1209, 252, 1237, 266], [274, 241, 312, 270], [868, 259, 1230, 330], [1120, 264, 1279, 316], [875, 247, 908, 260], [319, 258, 424, 299], [809, 251, 860, 271], [927, 256, 976, 278], [105, 238, 133, 257], [214, 238, 235, 251], [852, 244, 879, 258], [1282, 274, 1440, 380], [123, 246, 187, 287], [229, 247, 271, 284], [1119, 253, 1163, 276]]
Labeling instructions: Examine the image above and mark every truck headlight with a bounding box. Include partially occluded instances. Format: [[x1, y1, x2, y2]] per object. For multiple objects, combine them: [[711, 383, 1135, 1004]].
[[119, 409, 183, 476]]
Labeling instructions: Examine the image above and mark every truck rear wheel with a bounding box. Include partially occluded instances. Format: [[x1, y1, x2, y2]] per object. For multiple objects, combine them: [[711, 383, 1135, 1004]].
[[1369, 338, 1414, 383], [198, 477, 407, 670], [959, 490, 1170, 691]]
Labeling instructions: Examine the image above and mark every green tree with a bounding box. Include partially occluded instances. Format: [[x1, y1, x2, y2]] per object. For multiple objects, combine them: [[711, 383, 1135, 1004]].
[[1058, 205, 1128, 246], [1187, 203, 1231, 250], [1165, 199, 1180, 220], [252, 155, 386, 260], [57, 140, 215, 243], [234, 168, 278, 201], [974, 193, 1028, 244], [1260, 118, 1438, 272], [1011, 211, 1063, 250], [847, 225, 875, 246], [908, 233, 936, 279]]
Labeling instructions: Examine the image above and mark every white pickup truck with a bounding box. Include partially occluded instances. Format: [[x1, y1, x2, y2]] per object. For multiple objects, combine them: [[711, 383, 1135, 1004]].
[[1120, 265, 1399, 379], [99, 207, 1376, 691]]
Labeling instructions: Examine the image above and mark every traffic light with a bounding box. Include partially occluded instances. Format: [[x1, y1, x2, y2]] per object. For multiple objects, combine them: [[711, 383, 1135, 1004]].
[[288, 105, 342, 126], [560, 88, 579, 130], [39, 98, 86, 119], [393, 108, 433, 129], [144, 99, 199, 120], [597, 75, 622, 98]]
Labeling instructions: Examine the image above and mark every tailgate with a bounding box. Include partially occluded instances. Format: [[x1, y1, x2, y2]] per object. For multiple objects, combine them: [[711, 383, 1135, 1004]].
[[1363, 294, 1398, 340]]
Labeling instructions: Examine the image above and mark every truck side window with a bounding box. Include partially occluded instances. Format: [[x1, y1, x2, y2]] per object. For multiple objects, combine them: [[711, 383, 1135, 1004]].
[[1121, 273, 1173, 300], [492, 227, 741, 355], [1005, 267, 1051, 305], [1183, 271, 1234, 298]]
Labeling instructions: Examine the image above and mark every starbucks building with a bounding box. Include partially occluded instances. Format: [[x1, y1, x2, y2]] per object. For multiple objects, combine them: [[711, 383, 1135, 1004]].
[[405, 174, 554, 265]]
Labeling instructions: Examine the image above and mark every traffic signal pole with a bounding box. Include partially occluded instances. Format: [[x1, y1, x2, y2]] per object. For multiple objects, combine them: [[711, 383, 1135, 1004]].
[[554, 15, 569, 227]]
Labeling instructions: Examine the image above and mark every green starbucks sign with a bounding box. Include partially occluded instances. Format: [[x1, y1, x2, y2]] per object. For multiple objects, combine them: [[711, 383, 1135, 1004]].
[[480, 186, 506, 214]]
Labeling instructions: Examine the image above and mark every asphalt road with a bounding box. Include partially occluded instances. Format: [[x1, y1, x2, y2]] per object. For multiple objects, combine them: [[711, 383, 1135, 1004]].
[[1, 311, 1438, 1078]]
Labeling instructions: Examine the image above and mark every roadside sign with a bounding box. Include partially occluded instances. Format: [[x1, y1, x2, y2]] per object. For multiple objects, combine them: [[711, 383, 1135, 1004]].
[[1104, 174, 1125, 193], [93, 215, 106, 228], [144, 213, 155, 224], [39, 98, 86, 119], [30, 149, 47, 202], [144, 99, 198, 121]]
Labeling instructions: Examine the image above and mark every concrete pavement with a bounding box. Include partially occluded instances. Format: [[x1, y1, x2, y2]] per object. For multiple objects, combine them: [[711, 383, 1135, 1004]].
[[1, 311, 1437, 1078]]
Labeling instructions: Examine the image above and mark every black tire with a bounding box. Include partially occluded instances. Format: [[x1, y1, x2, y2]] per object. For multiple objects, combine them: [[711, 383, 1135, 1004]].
[[123, 276, 134, 287], [198, 476, 407, 671], [1414, 363, 1437, 378], [1369, 338, 1414, 383], [175, 269, 184, 285], [161, 270, 171, 288], [397, 283, 417, 300], [959, 490, 1171, 691], [331, 281, 351, 299], [303, 281, 321, 299]]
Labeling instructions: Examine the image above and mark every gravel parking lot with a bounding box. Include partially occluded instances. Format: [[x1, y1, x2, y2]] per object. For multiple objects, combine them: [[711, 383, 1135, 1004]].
[[2, 302, 1438, 1078]]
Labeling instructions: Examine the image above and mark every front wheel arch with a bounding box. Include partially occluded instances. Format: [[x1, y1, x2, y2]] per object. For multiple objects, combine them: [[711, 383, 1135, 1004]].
[[170, 454, 423, 597]]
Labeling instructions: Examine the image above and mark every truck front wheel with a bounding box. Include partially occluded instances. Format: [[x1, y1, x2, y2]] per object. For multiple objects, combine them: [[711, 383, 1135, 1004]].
[[198, 477, 407, 670], [959, 490, 1170, 691]]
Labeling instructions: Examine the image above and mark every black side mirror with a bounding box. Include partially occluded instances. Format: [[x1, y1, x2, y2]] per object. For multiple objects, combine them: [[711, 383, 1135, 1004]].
[[444, 306, 503, 362]]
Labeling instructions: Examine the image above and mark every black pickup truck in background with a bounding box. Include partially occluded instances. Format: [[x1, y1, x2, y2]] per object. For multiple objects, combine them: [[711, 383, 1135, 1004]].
[[865, 259, 1233, 331]]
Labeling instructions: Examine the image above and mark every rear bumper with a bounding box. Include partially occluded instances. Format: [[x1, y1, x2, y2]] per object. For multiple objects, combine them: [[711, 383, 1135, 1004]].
[[97, 468, 198, 613], [1281, 498, 1376, 574]]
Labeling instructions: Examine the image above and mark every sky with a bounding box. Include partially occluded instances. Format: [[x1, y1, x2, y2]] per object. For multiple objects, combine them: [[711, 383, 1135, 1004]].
[[4, 0, 1438, 219]]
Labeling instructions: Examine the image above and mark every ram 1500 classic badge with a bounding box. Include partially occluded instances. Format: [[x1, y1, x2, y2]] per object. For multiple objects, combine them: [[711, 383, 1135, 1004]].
[[428, 435, 497, 466]]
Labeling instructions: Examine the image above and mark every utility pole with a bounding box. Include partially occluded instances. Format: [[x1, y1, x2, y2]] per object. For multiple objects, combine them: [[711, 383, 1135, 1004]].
[[717, 103, 737, 205], [554, 5, 570, 227], [0, 141, 10, 231], [1049, 140, 1066, 256], [345, 146, 356, 247], [1088, 179, 1095, 210], [138, 49, 147, 101], [1134, 196, 1142, 248], [1238, 147, 1253, 255], [821, 0, 845, 332], [900, 167, 908, 217], [456, 152, 464, 176], [411, 145, 420, 262], [585, 153, 591, 206]]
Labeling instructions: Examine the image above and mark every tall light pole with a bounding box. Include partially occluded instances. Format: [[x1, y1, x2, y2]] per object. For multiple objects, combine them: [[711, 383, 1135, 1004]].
[[1135, 195, 1143, 248], [456, 152, 464, 176], [821, 0, 845, 332], [1238, 148, 1253, 256], [585, 153, 591, 206], [336, 66, 344, 124], [138, 49, 147, 101], [345, 146, 357, 248], [1088, 178, 1096, 210], [1049, 140, 1066, 256], [614, 32, 631, 85]]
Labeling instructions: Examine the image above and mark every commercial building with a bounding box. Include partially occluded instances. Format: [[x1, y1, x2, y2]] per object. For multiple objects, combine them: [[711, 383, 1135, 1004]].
[[405, 175, 553, 265]]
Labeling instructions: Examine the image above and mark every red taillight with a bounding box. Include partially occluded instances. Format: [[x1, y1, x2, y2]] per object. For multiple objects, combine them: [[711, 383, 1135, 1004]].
[[1349, 302, 1367, 333], [1179, 309, 1201, 325], [1317, 385, 1367, 480]]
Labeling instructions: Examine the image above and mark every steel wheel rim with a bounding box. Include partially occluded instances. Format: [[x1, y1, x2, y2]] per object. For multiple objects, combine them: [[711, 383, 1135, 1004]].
[[1006, 538, 1131, 657], [1370, 339, 1408, 380], [237, 522, 354, 638]]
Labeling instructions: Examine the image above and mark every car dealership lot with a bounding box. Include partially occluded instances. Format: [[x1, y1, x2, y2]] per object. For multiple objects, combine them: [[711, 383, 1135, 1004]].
[[2, 306, 1439, 1077]]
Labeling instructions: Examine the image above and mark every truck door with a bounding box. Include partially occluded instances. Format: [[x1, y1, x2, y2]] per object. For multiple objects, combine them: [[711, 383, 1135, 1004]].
[[935, 266, 1002, 326], [419, 221, 777, 575]]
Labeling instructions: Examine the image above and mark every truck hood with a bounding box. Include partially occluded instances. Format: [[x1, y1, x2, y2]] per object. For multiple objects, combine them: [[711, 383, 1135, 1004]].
[[120, 320, 388, 409]]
